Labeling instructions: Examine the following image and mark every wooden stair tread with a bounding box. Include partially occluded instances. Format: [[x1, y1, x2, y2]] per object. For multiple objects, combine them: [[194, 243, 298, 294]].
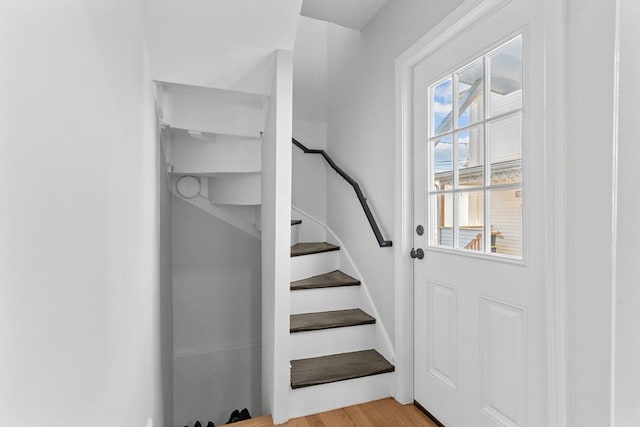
[[291, 219, 302, 226], [290, 308, 375, 333], [291, 242, 339, 257], [290, 349, 395, 389], [291, 270, 360, 290]]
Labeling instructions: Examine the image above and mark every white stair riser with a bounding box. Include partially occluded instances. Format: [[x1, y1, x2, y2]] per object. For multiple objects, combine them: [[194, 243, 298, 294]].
[[290, 251, 338, 282], [297, 218, 326, 243], [208, 173, 260, 205], [161, 82, 268, 137], [171, 130, 261, 174], [288, 372, 394, 419], [291, 224, 300, 246], [290, 286, 360, 315], [290, 324, 375, 360]]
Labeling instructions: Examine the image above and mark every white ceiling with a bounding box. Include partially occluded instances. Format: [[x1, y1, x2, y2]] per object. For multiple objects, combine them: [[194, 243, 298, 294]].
[[301, 0, 387, 30], [142, 0, 302, 91]]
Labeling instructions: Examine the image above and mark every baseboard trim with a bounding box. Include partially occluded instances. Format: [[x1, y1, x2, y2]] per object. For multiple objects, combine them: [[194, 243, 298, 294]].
[[413, 400, 445, 427]]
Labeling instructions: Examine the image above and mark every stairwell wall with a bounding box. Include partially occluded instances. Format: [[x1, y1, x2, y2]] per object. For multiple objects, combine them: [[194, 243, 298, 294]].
[[565, 2, 617, 425], [159, 119, 174, 426], [0, 2, 165, 426], [565, 1, 640, 425], [325, 0, 464, 345], [292, 16, 328, 223], [613, 2, 640, 424], [171, 197, 261, 426]]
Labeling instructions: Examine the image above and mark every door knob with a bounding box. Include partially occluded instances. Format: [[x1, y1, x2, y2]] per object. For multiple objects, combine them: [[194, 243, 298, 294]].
[[410, 248, 424, 260]]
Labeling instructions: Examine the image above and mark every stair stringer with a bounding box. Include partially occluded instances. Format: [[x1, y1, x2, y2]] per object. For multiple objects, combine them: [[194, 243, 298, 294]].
[[291, 206, 396, 371]]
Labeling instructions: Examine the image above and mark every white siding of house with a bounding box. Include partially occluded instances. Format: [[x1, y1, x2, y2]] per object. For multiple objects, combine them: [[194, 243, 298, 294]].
[[490, 188, 522, 256], [490, 117, 521, 165]]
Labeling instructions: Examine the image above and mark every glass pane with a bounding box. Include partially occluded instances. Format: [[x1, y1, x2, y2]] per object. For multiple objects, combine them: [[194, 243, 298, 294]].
[[489, 113, 522, 185], [457, 191, 484, 252], [431, 77, 453, 135], [431, 134, 453, 190], [430, 193, 453, 248], [488, 188, 522, 257], [457, 126, 484, 188], [457, 59, 484, 127], [488, 36, 522, 117]]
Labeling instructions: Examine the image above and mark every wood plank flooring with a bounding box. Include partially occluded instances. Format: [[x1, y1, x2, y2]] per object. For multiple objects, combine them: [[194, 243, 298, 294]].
[[225, 398, 438, 426]]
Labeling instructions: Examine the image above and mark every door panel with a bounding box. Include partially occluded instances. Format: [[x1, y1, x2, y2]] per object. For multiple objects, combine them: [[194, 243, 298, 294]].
[[413, 2, 547, 426]]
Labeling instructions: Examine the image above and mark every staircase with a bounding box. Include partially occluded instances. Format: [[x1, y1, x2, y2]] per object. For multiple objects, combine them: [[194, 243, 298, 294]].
[[157, 72, 395, 423], [288, 218, 395, 418]]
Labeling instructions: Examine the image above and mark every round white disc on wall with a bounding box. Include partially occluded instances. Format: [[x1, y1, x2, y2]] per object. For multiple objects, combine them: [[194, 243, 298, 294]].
[[176, 175, 201, 199]]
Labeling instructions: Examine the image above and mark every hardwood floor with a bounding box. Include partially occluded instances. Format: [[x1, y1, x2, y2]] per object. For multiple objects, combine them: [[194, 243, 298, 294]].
[[226, 398, 439, 426]]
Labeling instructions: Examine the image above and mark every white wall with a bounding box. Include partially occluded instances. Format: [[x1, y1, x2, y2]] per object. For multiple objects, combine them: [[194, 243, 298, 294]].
[[261, 51, 293, 424], [326, 0, 464, 342], [159, 127, 174, 426], [142, 0, 302, 93], [171, 197, 261, 426], [292, 16, 328, 223], [613, 1, 640, 425], [0, 2, 164, 426], [566, 2, 617, 425]]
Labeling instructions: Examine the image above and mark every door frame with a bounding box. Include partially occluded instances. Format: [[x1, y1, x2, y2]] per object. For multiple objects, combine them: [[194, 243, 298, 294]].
[[393, 1, 568, 426]]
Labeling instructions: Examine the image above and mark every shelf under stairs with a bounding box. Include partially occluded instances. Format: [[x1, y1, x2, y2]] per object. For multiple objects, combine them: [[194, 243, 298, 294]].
[[157, 81, 268, 237], [288, 219, 394, 418]]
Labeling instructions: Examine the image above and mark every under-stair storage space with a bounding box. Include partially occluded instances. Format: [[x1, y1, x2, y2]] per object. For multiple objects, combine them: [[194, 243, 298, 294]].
[[170, 129, 261, 174], [157, 80, 270, 238], [161, 45, 296, 426], [207, 173, 261, 205]]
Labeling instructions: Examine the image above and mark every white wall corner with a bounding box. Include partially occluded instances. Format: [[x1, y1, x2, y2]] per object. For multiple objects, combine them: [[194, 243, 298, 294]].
[[261, 49, 293, 425]]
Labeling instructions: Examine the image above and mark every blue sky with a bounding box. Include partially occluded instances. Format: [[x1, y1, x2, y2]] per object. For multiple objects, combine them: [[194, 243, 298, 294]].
[[432, 78, 475, 174]]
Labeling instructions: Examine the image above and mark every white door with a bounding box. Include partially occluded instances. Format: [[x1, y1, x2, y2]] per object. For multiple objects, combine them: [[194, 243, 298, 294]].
[[413, 2, 548, 426]]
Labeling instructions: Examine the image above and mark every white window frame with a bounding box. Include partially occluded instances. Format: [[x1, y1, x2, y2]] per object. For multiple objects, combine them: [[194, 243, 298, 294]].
[[426, 35, 524, 259]]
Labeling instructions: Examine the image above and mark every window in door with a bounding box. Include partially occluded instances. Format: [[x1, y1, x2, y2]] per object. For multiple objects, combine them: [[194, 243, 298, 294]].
[[427, 35, 523, 258]]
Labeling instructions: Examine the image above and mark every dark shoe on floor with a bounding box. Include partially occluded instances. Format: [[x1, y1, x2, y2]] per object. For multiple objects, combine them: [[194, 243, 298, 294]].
[[227, 409, 241, 424], [194, 422, 201, 427], [206, 422, 215, 427], [238, 408, 251, 421]]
